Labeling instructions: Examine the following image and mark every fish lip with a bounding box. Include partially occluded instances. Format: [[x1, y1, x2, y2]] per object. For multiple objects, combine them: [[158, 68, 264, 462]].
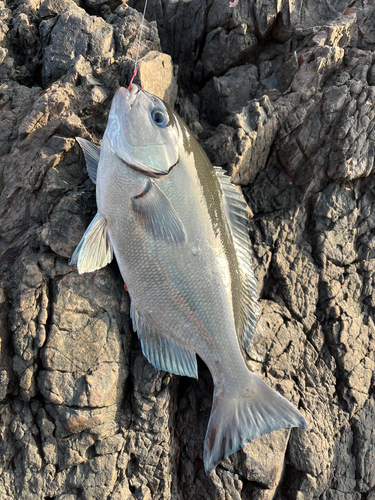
[[115, 85, 141, 108]]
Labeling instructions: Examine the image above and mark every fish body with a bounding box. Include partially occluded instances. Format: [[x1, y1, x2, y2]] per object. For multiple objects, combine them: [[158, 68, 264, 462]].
[[72, 85, 308, 473]]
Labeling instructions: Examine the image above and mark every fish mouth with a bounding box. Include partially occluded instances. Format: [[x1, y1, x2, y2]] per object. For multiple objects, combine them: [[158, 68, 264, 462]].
[[115, 85, 141, 109]]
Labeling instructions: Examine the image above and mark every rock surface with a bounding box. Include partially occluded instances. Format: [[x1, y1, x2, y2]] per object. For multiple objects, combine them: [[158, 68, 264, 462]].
[[0, 0, 375, 499]]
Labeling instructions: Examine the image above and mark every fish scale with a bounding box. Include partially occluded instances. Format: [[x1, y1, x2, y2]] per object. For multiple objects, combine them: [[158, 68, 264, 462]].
[[71, 84, 308, 474]]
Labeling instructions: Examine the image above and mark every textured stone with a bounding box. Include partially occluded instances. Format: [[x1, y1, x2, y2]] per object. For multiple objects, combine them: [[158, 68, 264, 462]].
[[42, 8, 115, 87], [200, 23, 258, 80], [39, 269, 128, 408], [231, 95, 278, 184], [200, 64, 260, 126], [110, 4, 160, 62], [138, 51, 178, 107], [203, 94, 279, 185], [39, 0, 80, 20]]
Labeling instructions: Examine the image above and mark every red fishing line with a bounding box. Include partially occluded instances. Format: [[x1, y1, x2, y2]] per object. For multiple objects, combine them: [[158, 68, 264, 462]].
[[129, 68, 138, 91]]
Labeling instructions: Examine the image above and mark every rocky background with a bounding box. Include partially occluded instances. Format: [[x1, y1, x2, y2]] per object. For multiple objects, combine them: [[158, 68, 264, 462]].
[[0, 0, 375, 498]]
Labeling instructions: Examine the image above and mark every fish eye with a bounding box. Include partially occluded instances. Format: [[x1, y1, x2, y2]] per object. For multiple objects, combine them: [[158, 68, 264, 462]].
[[151, 108, 168, 128]]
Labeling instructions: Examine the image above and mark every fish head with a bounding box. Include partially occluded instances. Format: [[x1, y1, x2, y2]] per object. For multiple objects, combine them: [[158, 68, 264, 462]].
[[105, 84, 181, 177]]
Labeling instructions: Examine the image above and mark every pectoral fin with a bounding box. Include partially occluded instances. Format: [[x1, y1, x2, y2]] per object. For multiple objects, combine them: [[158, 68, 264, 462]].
[[70, 213, 113, 274], [76, 137, 100, 184], [132, 179, 186, 245]]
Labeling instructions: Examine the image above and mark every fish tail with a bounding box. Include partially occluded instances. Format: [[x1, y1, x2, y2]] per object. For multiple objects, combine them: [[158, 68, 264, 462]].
[[203, 372, 308, 474]]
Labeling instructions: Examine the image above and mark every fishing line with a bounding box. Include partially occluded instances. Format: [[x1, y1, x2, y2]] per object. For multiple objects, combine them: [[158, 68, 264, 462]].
[[129, 0, 149, 90]]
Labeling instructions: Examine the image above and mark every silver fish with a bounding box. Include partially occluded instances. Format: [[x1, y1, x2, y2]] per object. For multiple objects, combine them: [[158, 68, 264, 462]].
[[71, 84, 308, 474]]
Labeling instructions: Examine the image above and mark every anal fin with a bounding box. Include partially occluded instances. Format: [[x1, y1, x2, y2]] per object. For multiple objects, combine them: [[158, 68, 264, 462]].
[[131, 303, 198, 378], [70, 213, 113, 274]]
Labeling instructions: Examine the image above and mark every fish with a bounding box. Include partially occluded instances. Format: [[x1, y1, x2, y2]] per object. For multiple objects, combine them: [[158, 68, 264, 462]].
[[71, 84, 308, 474]]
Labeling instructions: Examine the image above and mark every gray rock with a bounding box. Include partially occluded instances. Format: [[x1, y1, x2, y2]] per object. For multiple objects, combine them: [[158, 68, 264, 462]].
[[39, 0, 80, 20], [39, 269, 128, 408], [42, 7, 115, 87], [200, 23, 258, 80], [130, 0, 353, 88], [110, 4, 160, 62], [231, 95, 278, 184], [175, 94, 203, 138], [356, 6, 375, 49], [352, 399, 375, 492], [200, 64, 260, 126], [203, 94, 278, 185], [82, 0, 121, 13], [203, 124, 238, 170], [0, 54, 15, 81]]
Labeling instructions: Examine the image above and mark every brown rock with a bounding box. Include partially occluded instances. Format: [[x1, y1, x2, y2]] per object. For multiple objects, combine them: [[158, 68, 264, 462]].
[[138, 51, 178, 107]]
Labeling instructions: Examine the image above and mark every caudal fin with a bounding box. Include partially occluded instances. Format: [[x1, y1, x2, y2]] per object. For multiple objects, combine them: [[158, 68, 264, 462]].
[[204, 372, 308, 474]]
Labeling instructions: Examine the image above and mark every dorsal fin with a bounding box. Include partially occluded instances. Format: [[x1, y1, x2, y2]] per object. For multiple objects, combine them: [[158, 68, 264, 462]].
[[76, 137, 100, 184], [130, 302, 198, 379], [214, 167, 259, 350]]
